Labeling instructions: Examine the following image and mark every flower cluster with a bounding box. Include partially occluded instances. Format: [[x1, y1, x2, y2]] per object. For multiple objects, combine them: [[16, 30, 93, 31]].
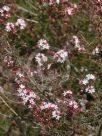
[[35, 53, 48, 67], [4, 56, 14, 67], [36, 39, 69, 67], [65, 4, 78, 16], [0, 5, 11, 22], [62, 90, 82, 114], [3, 53, 84, 125], [9, 66, 38, 109], [37, 39, 50, 50], [72, 36, 85, 52], [92, 45, 101, 55], [15, 71, 62, 121], [5, 22, 16, 33], [63, 90, 73, 97], [1, 1, 101, 134], [15, 18, 27, 30], [68, 100, 79, 110], [11, 63, 62, 121], [17, 84, 38, 108], [40, 102, 61, 120], [80, 74, 96, 85], [15, 70, 28, 84], [54, 49, 68, 63], [80, 74, 96, 94], [85, 85, 95, 94], [5, 18, 26, 33]]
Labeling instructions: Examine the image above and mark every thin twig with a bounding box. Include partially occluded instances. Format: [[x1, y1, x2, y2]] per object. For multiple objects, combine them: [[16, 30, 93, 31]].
[[15, 5, 37, 16], [0, 96, 21, 119]]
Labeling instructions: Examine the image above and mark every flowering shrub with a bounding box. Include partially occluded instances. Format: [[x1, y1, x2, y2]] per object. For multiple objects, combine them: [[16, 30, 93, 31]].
[[0, 0, 102, 135]]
